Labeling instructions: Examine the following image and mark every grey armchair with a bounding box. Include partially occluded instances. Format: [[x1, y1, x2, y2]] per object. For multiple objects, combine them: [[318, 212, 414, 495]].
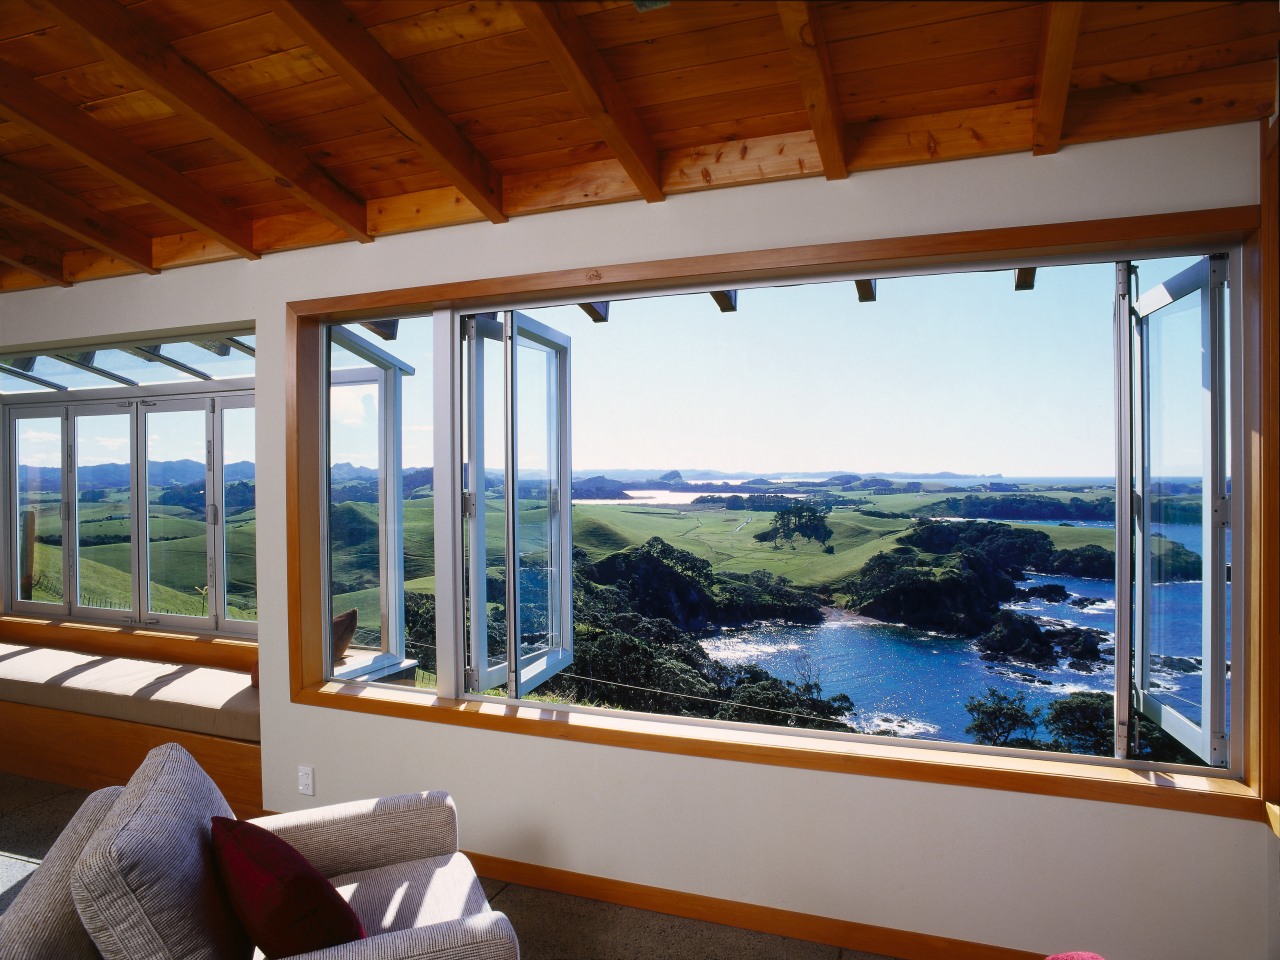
[[0, 743, 518, 960]]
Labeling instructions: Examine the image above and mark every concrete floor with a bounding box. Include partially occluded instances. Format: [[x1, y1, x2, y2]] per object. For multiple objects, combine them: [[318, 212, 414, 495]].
[[0, 771, 897, 960]]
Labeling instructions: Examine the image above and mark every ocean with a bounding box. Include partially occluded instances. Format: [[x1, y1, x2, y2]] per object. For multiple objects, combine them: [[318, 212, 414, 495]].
[[702, 522, 1220, 747]]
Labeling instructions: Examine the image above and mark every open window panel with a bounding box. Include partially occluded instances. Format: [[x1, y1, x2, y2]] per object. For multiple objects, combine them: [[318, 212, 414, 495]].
[[463, 311, 573, 700], [1116, 255, 1233, 768], [325, 325, 419, 683]]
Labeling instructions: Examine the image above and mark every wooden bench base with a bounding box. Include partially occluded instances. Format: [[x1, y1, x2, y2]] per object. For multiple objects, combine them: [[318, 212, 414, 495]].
[[0, 700, 264, 818]]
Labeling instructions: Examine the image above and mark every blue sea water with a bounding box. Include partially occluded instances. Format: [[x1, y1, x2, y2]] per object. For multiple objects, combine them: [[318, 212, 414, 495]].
[[702, 522, 1217, 747]]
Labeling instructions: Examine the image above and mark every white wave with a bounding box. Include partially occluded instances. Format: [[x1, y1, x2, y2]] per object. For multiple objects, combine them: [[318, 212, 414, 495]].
[[1052, 681, 1114, 695], [700, 637, 801, 664], [849, 713, 941, 738]]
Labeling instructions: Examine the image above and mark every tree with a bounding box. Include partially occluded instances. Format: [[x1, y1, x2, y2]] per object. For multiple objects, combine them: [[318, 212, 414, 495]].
[[753, 502, 833, 547], [1045, 692, 1112, 755], [964, 686, 1040, 746]]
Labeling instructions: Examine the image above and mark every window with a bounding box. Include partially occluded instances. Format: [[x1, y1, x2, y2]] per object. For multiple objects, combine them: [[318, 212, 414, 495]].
[[3, 338, 256, 635], [317, 253, 1245, 775], [293, 210, 1271, 816]]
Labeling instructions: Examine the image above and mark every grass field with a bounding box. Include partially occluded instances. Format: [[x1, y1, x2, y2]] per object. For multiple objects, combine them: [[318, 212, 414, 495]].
[[571, 501, 1115, 589]]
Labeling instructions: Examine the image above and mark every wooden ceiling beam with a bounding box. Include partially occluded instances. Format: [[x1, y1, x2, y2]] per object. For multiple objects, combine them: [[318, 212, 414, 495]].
[[0, 157, 157, 275], [0, 225, 69, 288], [776, 1, 846, 180], [273, 0, 506, 225], [0, 57, 256, 260], [1032, 2, 1084, 157], [36, 0, 371, 244], [512, 1, 663, 204]]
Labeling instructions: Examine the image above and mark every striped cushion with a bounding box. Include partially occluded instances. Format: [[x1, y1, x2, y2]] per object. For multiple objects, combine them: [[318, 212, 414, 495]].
[[0, 786, 121, 960], [71, 743, 252, 960]]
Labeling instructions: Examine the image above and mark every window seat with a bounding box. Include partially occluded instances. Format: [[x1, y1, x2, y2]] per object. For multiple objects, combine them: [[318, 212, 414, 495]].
[[0, 642, 259, 742], [0, 641, 264, 816]]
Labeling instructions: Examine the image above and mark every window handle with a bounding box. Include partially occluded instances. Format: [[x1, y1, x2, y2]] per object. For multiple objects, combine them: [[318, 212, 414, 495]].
[[208, 503, 220, 525]]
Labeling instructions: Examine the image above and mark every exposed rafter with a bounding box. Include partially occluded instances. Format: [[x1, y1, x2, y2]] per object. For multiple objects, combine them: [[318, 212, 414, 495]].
[[776, 1, 846, 180], [0, 57, 256, 260], [0, 158, 157, 275], [360, 320, 400, 341], [579, 301, 610, 323], [855, 279, 877, 303], [709, 290, 738, 312], [0, 224, 69, 287], [1014, 267, 1037, 291], [273, 0, 506, 225], [1032, 2, 1085, 157], [36, 0, 371, 244], [513, 1, 663, 203], [192, 340, 232, 357]]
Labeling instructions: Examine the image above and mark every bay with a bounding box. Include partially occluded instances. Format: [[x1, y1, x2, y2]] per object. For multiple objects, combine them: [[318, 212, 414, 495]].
[[702, 522, 1215, 748]]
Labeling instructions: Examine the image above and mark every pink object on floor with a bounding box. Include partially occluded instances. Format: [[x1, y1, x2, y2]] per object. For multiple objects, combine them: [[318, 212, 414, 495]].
[[1046, 954, 1106, 960]]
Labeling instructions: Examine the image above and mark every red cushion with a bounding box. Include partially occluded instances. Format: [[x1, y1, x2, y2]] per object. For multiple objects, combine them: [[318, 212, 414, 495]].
[[210, 816, 364, 959]]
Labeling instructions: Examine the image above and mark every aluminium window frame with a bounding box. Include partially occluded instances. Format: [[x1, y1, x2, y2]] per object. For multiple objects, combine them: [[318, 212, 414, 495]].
[[324, 325, 414, 682], [2, 376, 256, 637], [286, 206, 1273, 821]]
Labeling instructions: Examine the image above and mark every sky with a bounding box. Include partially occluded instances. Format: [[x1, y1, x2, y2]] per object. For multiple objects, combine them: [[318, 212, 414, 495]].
[[16, 404, 257, 471], [327, 254, 1208, 479]]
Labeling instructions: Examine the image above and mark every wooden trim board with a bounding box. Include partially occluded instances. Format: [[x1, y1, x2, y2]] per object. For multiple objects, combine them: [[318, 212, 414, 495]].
[[466, 852, 1045, 960], [0, 615, 257, 672], [0, 700, 265, 817]]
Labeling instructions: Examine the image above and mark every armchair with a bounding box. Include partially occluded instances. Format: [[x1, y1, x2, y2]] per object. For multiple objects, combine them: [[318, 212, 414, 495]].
[[0, 743, 518, 960]]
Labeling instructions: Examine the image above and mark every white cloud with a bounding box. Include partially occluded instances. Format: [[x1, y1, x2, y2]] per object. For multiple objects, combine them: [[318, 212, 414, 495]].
[[330, 385, 377, 427]]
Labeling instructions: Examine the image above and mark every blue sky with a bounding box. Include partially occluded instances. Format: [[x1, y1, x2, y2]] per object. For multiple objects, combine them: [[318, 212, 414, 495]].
[[331, 255, 1205, 478]]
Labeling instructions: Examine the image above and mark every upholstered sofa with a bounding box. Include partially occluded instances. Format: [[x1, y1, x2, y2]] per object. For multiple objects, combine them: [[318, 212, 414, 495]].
[[0, 743, 518, 960]]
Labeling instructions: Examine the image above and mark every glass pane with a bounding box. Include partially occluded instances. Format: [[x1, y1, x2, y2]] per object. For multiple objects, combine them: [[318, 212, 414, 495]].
[[222, 406, 257, 622], [329, 373, 382, 657], [145, 408, 208, 616], [88, 349, 198, 386], [400, 330, 433, 688], [14, 416, 63, 603], [514, 340, 555, 668], [29, 357, 114, 390], [0, 371, 54, 394], [156, 342, 255, 380], [75, 412, 133, 611], [481, 334, 507, 687], [1143, 290, 1206, 728]]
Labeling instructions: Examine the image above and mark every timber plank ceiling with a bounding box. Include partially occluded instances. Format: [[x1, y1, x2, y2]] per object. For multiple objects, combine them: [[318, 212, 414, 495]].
[[0, 0, 1273, 291]]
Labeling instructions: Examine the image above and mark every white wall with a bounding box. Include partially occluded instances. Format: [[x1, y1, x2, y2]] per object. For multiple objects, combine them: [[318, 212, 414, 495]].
[[1, 124, 1274, 960]]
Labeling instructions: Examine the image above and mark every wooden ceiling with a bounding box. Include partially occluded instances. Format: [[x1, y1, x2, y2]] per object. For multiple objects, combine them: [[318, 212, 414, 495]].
[[0, 0, 1274, 293]]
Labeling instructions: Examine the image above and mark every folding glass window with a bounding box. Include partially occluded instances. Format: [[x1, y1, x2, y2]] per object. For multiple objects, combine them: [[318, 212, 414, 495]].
[[6, 392, 256, 635], [462, 311, 573, 698], [1115, 255, 1237, 767]]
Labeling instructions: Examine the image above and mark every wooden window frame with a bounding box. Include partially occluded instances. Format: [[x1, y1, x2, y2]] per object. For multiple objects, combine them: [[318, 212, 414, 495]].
[[287, 204, 1277, 823]]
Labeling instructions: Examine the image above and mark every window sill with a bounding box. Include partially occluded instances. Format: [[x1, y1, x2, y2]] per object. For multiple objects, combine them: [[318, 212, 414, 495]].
[[294, 679, 1265, 823], [0, 615, 257, 672]]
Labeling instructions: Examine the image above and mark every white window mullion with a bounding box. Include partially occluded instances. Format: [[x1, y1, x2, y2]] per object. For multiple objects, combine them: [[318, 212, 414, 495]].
[[433, 309, 465, 699]]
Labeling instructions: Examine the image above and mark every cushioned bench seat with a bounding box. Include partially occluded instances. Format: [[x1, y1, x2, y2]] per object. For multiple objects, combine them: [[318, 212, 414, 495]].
[[0, 642, 259, 743]]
